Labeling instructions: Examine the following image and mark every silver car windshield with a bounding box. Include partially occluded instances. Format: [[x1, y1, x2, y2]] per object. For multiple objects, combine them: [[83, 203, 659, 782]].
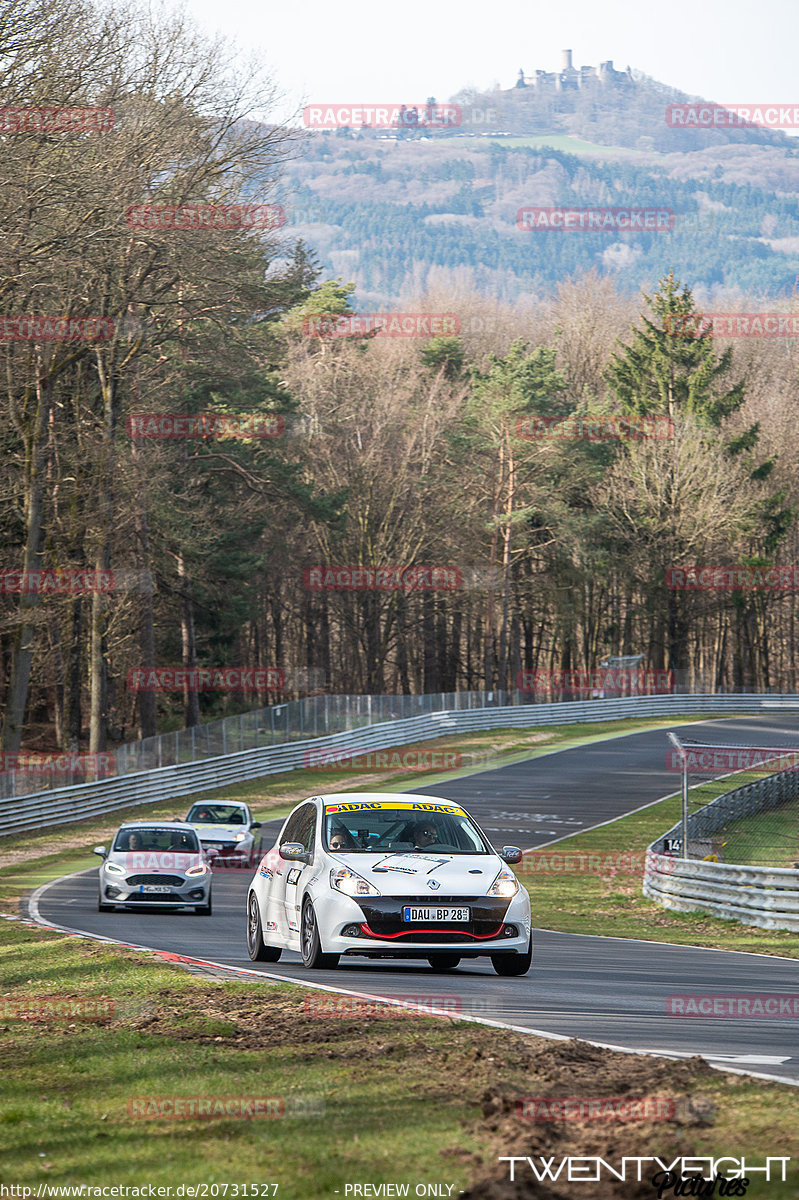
[[186, 804, 246, 825], [113, 827, 200, 852], [324, 806, 490, 854]]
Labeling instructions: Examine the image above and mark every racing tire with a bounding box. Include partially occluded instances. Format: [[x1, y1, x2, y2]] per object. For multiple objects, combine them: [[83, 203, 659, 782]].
[[247, 892, 281, 961], [195, 894, 213, 916], [97, 894, 113, 913], [427, 954, 461, 971], [491, 933, 533, 977], [300, 899, 339, 970]]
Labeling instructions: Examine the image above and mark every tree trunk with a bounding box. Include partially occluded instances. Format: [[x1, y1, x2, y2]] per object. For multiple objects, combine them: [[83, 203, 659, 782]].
[[178, 554, 200, 728], [1, 375, 52, 754], [132, 438, 158, 738]]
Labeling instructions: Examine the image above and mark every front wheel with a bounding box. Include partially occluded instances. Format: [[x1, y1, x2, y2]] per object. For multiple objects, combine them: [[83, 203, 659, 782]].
[[491, 933, 532, 977], [247, 893, 281, 961], [427, 954, 461, 971], [195, 894, 213, 916], [300, 899, 339, 970], [97, 894, 113, 913]]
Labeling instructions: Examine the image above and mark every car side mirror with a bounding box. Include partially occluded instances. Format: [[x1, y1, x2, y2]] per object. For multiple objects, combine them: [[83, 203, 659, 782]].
[[251, 821, 261, 829], [280, 842, 311, 864], [499, 846, 522, 864], [93, 846, 107, 858]]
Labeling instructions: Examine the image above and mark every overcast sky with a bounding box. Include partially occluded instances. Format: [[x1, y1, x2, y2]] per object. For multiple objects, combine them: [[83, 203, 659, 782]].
[[179, 0, 798, 124]]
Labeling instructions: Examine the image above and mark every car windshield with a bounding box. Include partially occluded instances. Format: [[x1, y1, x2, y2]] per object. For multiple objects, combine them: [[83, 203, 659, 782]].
[[113, 827, 200, 852], [187, 804, 246, 825], [323, 801, 490, 854]]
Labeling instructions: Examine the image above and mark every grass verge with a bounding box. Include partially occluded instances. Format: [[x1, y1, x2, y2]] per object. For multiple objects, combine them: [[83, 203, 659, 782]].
[[0, 917, 796, 1197]]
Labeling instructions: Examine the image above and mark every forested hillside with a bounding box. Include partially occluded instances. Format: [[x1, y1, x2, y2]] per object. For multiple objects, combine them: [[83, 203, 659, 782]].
[[280, 137, 799, 306], [3, 1, 799, 764]]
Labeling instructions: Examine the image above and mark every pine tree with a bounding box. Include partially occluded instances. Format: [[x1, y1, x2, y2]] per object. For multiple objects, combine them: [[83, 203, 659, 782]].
[[605, 270, 744, 425]]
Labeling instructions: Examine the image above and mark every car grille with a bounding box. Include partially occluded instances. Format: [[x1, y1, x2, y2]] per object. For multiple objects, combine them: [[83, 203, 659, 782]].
[[356, 895, 510, 942], [125, 874, 185, 886], [125, 893, 184, 902]]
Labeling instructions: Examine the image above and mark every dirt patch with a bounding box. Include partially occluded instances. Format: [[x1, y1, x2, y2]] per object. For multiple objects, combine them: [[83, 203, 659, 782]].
[[106, 985, 725, 1198], [461, 1040, 720, 1199]]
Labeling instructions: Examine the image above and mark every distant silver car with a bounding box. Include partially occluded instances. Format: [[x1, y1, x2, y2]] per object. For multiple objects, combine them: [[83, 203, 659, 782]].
[[95, 821, 213, 914], [184, 801, 261, 865]]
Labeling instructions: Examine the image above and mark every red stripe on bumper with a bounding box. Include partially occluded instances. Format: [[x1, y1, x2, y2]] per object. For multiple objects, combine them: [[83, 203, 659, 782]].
[[359, 923, 505, 941]]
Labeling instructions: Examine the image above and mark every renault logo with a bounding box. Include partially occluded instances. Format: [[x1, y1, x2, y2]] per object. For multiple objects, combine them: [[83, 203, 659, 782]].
[[427, 879, 440, 890]]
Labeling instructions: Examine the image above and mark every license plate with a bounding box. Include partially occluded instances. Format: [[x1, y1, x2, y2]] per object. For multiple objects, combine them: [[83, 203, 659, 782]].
[[402, 906, 469, 922], [140, 885, 172, 894]]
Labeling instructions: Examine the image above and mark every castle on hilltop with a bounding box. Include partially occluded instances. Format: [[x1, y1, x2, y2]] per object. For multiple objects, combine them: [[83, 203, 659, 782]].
[[515, 50, 633, 90]]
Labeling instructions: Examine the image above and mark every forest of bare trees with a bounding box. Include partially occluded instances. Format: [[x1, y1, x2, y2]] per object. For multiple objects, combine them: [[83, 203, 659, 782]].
[[3, 0, 799, 761]]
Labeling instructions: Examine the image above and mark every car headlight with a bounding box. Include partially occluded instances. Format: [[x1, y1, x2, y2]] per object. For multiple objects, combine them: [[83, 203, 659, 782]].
[[186, 864, 210, 876], [330, 867, 380, 897], [234, 832, 247, 842], [488, 867, 518, 898], [104, 862, 125, 875]]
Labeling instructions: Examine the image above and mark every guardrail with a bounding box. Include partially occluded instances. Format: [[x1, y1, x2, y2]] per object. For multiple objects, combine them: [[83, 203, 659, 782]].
[[643, 763, 799, 932], [1, 692, 793, 839]]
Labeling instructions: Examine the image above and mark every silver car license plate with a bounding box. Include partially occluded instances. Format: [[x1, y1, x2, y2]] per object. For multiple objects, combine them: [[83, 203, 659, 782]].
[[402, 906, 469, 922], [140, 885, 172, 894]]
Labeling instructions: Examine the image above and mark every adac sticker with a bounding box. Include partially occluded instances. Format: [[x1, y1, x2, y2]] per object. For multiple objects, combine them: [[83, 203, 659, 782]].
[[324, 800, 465, 815]]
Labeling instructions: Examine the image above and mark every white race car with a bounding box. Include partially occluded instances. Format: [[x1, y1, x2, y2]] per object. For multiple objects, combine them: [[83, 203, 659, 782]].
[[184, 801, 261, 865], [246, 793, 532, 975]]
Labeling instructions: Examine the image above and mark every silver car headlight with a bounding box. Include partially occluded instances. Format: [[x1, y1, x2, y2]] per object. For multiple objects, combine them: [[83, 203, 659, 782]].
[[104, 862, 125, 875], [234, 832, 247, 842], [330, 867, 380, 897], [488, 867, 519, 898], [185, 863, 210, 876]]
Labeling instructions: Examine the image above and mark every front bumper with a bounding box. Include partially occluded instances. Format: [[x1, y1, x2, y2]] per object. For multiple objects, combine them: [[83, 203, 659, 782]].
[[101, 876, 211, 906], [317, 890, 531, 957]]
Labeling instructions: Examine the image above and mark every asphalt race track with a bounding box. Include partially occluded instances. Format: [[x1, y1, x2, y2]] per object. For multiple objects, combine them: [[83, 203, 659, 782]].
[[32, 714, 799, 1084]]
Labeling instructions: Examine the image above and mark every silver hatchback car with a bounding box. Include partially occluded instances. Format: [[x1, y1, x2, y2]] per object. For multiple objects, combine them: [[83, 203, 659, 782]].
[[94, 821, 213, 914]]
